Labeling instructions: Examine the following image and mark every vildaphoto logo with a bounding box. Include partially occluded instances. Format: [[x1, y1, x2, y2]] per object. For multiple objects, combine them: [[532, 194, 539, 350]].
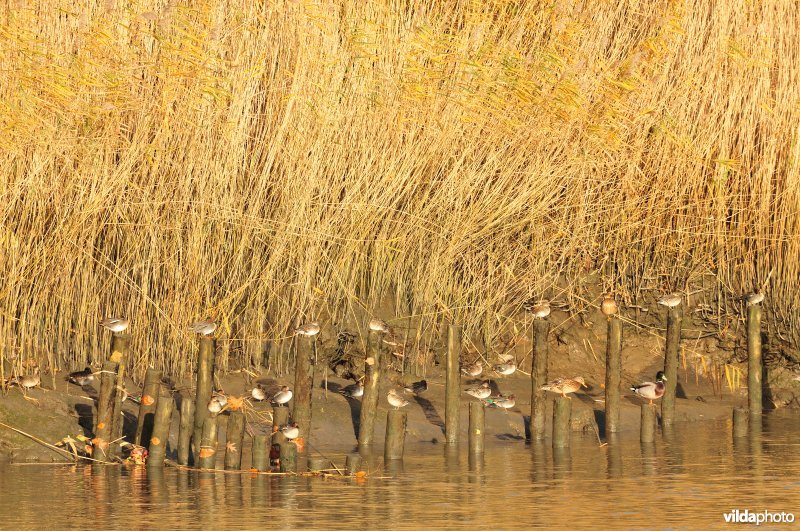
[[724, 509, 795, 525]]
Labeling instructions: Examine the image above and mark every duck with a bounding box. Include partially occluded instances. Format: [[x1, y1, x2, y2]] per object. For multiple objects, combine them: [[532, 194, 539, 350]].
[[484, 394, 516, 409], [493, 361, 517, 376], [280, 423, 300, 440], [744, 290, 764, 306], [631, 371, 667, 405], [339, 381, 364, 399], [100, 317, 129, 333], [601, 293, 618, 318], [251, 385, 267, 401], [368, 318, 390, 333], [270, 385, 293, 406], [529, 301, 551, 319], [540, 376, 587, 399], [657, 293, 682, 308], [295, 321, 321, 337], [207, 397, 224, 414], [465, 382, 492, 400], [403, 379, 427, 395], [189, 320, 217, 336], [14, 373, 40, 390], [212, 392, 228, 409], [67, 367, 95, 387], [387, 389, 409, 410], [461, 362, 483, 377]]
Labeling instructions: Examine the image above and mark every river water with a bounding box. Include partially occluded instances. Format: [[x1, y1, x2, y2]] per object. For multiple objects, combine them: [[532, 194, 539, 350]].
[[1, 413, 798, 529]]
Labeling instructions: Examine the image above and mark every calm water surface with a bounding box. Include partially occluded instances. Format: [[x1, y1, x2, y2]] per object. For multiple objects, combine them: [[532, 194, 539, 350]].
[[2, 413, 799, 529]]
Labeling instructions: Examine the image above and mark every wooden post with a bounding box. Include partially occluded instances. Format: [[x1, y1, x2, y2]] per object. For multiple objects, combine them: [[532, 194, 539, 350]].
[[747, 303, 762, 418], [292, 335, 314, 453], [345, 453, 361, 475], [384, 409, 407, 461], [177, 397, 194, 466], [733, 407, 749, 438], [192, 337, 216, 462], [604, 316, 622, 437], [530, 318, 549, 440], [358, 329, 383, 447], [552, 396, 571, 448], [640, 403, 656, 443], [135, 368, 162, 447], [445, 324, 461, 444], [147, 393, 174, 467], [224, 411, 245, 470], [272, 406, 289, 443], [252, 435, 269, 472], [280, 442, 297, 472], [197, 416, 218, 469], [661, 304, 682, 426], [94, 361, 119, 462], [307, 456, 327, 472], [109, 334, 130, 457], [468, 401, 484, 455]]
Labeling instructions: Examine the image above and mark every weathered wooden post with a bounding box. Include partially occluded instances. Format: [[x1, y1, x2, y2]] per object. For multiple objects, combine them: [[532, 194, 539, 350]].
[[252, 435, 269, 472], [307, 456, 327, 472], [357, 329, 383, 447], [192, 337, 216, 461], [135, 368, 162, 447], [604, 315, 622, 437], [345, 453, 362, 475], [468, 401, 484, 455], [292, 335, 314, 453], [94, 361, 119, 461], [147, 393, 174, 467], [640, 403, 657, 443], [384, 409, 407, 461], [177, 397, 195, 466], [224, 411, 246, 470], [552, 396, 571, 448], [747, 301, 763, 418], [109, 334, 130, 457], [530, 318, 549, 440], [280, 442, 297, 472], [445, 324, 461, 444], [661, 301, 682, 427], [733, 407, 749, 438], [272, 406, 289, 443], [197, 416, 218, 469]]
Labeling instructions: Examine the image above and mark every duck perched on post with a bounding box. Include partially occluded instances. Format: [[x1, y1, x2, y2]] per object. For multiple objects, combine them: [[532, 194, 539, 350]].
[[631, 371, 667, 405], [540, 377, 586, 399]]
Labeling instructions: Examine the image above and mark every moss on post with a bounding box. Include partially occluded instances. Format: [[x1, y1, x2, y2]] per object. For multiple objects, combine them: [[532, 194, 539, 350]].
[[177, 397, 195, 466], [445, 324, 461, 445], [604, 316, 622, 437], [147, 393, 174, 467], [292, 335, 314, 453], [552, 396, 571, 448], [224, 410, 245, 470], [192, 337, 216, 462], [197, 416, 218, 470], [94, 361, 119, 462], [358, 329, 383, 447], [747, 303, 763, 418], [530, 318, 549, 440], [661, 304, 682, 426]]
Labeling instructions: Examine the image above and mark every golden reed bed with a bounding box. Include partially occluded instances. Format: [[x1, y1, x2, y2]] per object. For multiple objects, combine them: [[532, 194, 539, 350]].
[[1, 1, 798, 376]]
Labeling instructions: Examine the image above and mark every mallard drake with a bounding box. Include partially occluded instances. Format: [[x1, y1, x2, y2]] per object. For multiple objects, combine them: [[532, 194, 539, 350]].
[[631, 371, 667, 405], [465, 382, 492, 400], [368, 318, 389, 333], [100, 317, 129, 333], [657, 293, 682, 308], [461, 362, 483, 377], [540, 377, 587, 399], [493, 361, 517, 376], [387, 389, 409, 409], [189, 320, 217, 336], [601, 293, 618, 318], [484, 394, 516, 409], [403, 380, 427, 395], [295, 321, 321, 337], [67, 367, 95, 387], [270, 385, 293, 406], [339, 381, 364, 398]]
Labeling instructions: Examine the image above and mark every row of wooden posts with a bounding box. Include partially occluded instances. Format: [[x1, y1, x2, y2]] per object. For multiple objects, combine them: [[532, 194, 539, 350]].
[[91, 298, 764, 469]]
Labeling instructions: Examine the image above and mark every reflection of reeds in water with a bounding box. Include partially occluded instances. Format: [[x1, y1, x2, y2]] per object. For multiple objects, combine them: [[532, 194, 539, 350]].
[[2, 2, 799, 377], [683, 347, 745, 396]]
